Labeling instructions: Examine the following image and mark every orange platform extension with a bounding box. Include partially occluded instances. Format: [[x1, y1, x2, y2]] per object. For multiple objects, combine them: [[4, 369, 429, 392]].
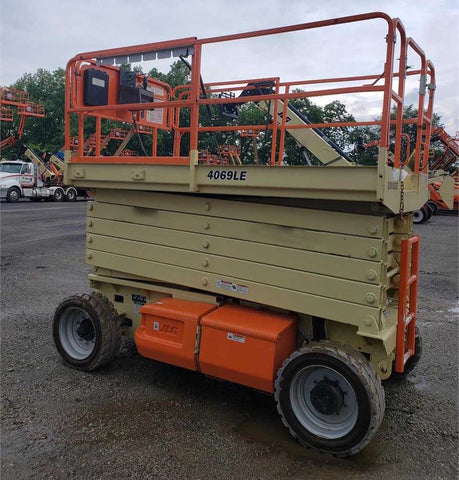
[[136, 298, 217, 371], [199, 304, 297, 393]]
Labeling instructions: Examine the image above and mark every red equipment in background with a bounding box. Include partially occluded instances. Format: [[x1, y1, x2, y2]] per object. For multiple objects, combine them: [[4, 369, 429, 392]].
[[0, 87, 45, 151], [430, 126, 459, 172], [429, 127, 458, 211]]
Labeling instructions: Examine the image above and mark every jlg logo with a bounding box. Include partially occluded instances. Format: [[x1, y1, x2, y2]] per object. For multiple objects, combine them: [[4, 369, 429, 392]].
[[153, 321, 179, 336]]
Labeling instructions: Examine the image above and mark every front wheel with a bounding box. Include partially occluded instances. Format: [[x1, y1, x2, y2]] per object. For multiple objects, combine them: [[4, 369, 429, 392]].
[[274, 342, 385, 457], [6, 187, 20, 203], [53, 293, 121, 371]]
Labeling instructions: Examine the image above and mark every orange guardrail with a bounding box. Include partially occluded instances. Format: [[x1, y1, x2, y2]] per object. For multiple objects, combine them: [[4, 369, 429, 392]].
[[64, 13, 435, 172]]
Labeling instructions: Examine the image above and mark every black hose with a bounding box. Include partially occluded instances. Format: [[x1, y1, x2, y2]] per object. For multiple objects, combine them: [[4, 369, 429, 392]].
[[179, 56, 212, 119], [132, 113, 148, 156], [179, 55, 219, 151]]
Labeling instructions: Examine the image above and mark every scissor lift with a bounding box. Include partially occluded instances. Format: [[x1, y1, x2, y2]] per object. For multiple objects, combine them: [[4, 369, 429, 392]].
[[53, 13, 436, 457]]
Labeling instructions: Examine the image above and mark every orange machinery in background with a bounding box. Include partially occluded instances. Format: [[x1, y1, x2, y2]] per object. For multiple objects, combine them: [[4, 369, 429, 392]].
[[69, 125, 154, 157], [430, 126, 459, 172], [429, 127, 458, 211], [0, 87, 45, 150]]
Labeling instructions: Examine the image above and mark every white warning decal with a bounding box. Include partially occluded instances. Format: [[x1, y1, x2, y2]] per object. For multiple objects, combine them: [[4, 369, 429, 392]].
[[216, 279, 248, 295], [227, 332, 245, 343]]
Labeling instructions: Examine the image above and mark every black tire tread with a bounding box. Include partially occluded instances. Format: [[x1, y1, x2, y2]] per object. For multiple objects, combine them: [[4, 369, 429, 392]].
[[53, 292, 121, 371], [65, 188, 77, 202], [274, 341, 385, 457], [52, 188, 64, 202], [6, 187, 20, 203]]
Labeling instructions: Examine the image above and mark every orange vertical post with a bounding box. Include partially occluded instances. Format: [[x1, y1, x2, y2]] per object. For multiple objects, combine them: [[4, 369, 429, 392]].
[[95, 116, 101, 157], [78, 115, 84, 158], [395, 235, 419, 373], [189, 43, 201, 154], [393, 20, 407, 167], [277, 85, 289, 166]]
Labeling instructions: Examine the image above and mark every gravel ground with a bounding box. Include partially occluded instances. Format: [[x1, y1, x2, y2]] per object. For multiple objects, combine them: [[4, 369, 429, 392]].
[[1, 200, 458, 480]]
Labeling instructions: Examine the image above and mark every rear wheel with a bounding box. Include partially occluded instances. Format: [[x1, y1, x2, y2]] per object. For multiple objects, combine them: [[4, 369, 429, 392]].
[[275, 342, 384, 457], [53, 293, 121, 371], [52, 187, 65, 202], [65, 187, 77, 202]]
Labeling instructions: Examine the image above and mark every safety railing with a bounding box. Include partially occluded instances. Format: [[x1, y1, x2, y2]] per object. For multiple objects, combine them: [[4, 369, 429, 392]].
[[65, 12, 435, 173], [17, 102, 45, 117], [0, 87, 30, 105], [1, 106, 14, 122]]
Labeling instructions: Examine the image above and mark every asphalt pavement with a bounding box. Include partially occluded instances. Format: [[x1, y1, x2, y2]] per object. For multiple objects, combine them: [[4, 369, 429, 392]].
[[1, 199, 458, 480]]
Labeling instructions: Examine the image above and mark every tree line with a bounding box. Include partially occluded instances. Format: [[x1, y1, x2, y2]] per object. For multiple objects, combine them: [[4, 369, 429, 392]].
[[1, 61, 443, 165]]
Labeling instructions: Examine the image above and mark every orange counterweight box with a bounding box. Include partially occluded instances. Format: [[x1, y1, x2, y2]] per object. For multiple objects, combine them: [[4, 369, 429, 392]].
[[135, 298, 217, 371], [199, 304, 297, 393]]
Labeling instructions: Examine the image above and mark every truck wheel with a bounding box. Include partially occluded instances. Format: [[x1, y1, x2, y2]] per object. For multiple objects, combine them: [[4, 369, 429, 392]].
[[65, 187, 77, 202], [53, 293, 121, 371], [52, 188, 65, 202], [274, 342, 384, 457], [6, 187, 20, 203]]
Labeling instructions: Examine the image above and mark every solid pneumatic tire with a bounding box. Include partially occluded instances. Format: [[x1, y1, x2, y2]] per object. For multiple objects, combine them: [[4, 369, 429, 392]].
[[413, 208, 427, 224], [53, 293, 121, 371], [274, 341, 385, 457], [426, 201, 438, 215], [6, 186, 20, 203], [424, 204, 434, 221]]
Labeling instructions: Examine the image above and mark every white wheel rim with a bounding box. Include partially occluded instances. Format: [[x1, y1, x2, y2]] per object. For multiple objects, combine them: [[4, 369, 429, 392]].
[[59, 307, 96, 360], [290, 365, 358, 439], [413, 210, 423, 222]]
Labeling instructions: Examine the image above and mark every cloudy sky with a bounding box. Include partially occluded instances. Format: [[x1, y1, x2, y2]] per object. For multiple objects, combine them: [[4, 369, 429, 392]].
[[1, 0, 458, 132]]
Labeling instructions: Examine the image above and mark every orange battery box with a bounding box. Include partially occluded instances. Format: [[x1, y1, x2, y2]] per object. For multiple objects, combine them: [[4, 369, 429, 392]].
[[135, 298, 217, 371], [199, 304, 297, 393]]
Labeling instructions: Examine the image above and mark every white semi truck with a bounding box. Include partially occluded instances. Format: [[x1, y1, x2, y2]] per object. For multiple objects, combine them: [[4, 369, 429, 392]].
[[0, 144, 90, 202], [0, 159, 77, 202]]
